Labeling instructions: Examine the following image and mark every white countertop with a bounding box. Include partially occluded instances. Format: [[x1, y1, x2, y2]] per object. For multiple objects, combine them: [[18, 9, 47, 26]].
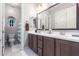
[[27, 31, 79, 43]]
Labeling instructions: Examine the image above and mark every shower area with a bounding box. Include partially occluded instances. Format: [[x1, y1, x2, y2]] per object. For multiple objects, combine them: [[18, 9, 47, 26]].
[[4, 3, 22, 55]]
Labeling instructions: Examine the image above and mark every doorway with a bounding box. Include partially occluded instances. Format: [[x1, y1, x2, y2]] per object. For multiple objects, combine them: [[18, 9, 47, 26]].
[[3, 3, 22, 56]]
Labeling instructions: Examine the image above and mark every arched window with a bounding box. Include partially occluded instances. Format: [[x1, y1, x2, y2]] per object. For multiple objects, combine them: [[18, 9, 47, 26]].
[[8, 16, 16, 27]]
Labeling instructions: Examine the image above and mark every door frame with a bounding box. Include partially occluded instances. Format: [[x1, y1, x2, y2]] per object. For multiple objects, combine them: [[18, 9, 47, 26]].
[[2, 3, 5, 56]]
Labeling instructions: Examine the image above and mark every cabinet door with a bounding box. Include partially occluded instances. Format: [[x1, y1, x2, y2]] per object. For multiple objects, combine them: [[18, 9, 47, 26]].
[[67, 5, 76, 28], [55, 39, 72, 56], [37, 35, 43, 56], [54, 9, 67, 29], [60, 40, 72, 56], [28, 34, 33, 49], [43, 37, 54, 56], [71, 42, 79, 56], [32, 35, 38, 53], [38, 36, 43, 48], [55, 39, 61, 56]]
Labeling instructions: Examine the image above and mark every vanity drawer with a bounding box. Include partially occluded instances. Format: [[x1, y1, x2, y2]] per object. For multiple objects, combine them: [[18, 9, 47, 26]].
[[38, 47, 43, 56]]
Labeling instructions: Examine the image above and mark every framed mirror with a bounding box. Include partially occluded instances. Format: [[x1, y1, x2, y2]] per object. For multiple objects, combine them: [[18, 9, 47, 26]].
[[37, 10, 49, 30], [37, 3, 79, 30]]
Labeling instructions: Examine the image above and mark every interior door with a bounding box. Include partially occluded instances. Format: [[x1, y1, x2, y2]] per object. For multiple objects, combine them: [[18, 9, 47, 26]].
[[0, 3, 2, 56]]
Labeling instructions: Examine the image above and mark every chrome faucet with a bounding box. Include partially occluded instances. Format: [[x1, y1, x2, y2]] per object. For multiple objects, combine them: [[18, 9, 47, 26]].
[[48, 29, 52, 34]]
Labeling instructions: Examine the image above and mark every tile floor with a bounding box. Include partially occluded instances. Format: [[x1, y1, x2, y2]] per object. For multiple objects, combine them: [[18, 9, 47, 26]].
[[4, 44, 38, 56]]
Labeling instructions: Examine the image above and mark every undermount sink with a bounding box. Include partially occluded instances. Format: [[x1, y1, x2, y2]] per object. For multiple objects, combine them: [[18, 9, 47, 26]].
[[72, 35, 79, 37]]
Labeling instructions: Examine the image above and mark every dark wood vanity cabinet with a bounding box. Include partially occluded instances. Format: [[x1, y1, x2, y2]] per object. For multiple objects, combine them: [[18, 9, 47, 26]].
[[28, 34, 79, 56], [43, 37, 55, 56], [71, 41, 79, 56], [28, 34, 38, 53], [28, 34, 43, 56], [55, 39, 79, 56], [28, 34, 55, 56], [60, 40, 72, 56], [37, 36, 55, 56], [28, 34, 33, 49], [55, 39, 72, 56], [32, 34, 38, 53]]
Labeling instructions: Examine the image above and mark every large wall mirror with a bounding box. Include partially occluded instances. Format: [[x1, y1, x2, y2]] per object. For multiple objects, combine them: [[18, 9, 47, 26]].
[[37, 3, 79, 30], [37, 10, 49, 29]]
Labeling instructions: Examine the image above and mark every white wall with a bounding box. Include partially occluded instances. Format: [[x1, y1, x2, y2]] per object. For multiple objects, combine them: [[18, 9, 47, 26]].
[[21, 3, 37, 49]]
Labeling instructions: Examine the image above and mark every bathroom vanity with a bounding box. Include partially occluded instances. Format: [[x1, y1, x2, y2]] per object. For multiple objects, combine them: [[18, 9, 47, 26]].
[[27, 3, 79, 56], [28, 32, 79, 56]]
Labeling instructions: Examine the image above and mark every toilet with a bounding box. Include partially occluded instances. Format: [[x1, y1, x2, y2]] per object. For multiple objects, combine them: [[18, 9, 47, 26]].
[[8, 34, 15, 47]]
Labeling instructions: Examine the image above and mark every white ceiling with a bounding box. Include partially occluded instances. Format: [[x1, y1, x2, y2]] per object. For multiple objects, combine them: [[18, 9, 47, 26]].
[[6, 3, 21, 8]]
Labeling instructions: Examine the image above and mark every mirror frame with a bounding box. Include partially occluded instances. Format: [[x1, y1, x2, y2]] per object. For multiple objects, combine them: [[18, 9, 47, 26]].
[[37, 3, 79, 30]]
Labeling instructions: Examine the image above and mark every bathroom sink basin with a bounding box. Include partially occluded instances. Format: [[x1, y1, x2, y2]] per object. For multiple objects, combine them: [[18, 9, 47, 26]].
[[72, 35, 79, 37]]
